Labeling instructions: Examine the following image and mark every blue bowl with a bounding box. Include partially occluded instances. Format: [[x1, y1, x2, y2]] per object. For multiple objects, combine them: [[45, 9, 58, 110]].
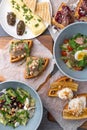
[[0, 81, 43, 130], [54, 22, 87, 81]]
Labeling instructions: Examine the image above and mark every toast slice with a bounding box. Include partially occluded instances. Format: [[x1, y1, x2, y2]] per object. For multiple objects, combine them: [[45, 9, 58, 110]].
[[9, 39, 33, 63], [52, 3, 74, 29], [74, 0, 87, 19], [35, 2, 51, 25], [24, 56, 49, 79], [63, 94, 87, 120], [48, 76, 78, 97]]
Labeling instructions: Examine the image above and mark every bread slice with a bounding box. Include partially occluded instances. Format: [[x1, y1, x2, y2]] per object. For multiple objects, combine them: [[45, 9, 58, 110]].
[[52, 3, 74, 29], [23, 0, 37, 12], [9, 39, 33, 63], [63, 94, 87, 120], [24, 56, 49, 79], [79, 16, 87, 21], [35, 2, 51, 25], [48, 76, 78, 97], [74, 0, 83, 19]]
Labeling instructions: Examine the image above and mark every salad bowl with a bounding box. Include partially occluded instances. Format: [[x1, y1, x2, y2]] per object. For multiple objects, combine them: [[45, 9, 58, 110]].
[[54, 22, 87, 81], [0, 81, 43, 130]]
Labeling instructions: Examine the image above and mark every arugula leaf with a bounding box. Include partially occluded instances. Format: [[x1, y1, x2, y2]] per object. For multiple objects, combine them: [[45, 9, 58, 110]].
[[77, 46, 85, 51], [5, 95, 11, 104], [38, 58, 44, 70], [69, 39, 79, 49], [27, 58, 33, 65], [24, 43, 30, 57], [73, 33, 84, 39], [78, 56, 87, 67]]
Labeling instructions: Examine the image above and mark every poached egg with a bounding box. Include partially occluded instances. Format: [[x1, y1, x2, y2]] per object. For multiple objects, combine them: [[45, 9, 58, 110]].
[[75, 50, 87, 61]]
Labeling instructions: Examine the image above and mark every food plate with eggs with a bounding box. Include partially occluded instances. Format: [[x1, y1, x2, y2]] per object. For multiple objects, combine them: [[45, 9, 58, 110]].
[[54, 22, 87, 81], [0, 0, 52, 39], [61, 33, 87, 71]]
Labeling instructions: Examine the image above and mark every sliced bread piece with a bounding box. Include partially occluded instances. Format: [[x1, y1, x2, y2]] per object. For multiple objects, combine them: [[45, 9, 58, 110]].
[[52, 2, 74, 29], [9, 39, 33, 62], [24, 56, 49, 78], [48, 76, 78, 97], [63, 94, 87, 119]]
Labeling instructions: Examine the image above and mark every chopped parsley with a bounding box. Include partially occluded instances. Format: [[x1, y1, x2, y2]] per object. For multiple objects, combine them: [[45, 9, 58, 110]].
[[25, 15, 33, 21], [37, 19, 41, 22], [15, 4, 20, 11], [35, 23, 39, 27], [11, 0, 16, 5]]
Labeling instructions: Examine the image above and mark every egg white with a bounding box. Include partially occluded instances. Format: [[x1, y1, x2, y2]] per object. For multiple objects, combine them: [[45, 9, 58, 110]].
[[75, 50, 87, 61]]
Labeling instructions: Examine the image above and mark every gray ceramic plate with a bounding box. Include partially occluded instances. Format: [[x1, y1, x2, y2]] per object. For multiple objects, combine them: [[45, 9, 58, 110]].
[[54, 22, 87, 81], [0, 81, 43, 130]]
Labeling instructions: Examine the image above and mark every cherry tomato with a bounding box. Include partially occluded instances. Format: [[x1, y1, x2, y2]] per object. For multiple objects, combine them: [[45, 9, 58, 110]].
[[67, 45, 73, 51], [73, 66, 83, 71], [61, 51, 67, 56], [64, 39, 69, 44]]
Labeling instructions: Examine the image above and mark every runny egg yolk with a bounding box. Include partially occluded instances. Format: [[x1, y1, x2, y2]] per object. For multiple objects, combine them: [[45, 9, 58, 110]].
[[75, 50, 87, 61]]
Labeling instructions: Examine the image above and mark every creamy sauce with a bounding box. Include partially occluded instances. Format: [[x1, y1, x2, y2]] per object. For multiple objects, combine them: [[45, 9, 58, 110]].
[[9, 0, 46, 35]]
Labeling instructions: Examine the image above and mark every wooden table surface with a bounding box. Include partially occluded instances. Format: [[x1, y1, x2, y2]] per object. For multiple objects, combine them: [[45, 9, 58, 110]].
[[0, 35, 87, 130]]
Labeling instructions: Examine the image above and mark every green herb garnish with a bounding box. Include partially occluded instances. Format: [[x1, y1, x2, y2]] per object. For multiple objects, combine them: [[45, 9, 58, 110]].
[[38, 58, 44, 70], [15, 4, 20, 11], [25, 15, 33, 21], [69, 39, 79, 49], [37, 19, 41, 22], [11, 0, 16, 5], [24, 43, 30, 57], [27, 58, 33, 65], [35, 23, 39, 27]]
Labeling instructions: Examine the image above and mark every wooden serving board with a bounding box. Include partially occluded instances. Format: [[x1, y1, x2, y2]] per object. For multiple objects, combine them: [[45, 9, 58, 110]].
[[0, 35, 87, 129]]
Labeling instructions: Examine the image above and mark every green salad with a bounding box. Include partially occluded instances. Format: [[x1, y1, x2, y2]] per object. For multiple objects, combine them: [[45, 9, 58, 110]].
[[61, 33, 87, 71], [0, 87, 36, 128]]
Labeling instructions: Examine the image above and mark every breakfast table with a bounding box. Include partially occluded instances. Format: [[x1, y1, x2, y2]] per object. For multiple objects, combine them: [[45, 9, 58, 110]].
[[0, 22, 85, 130], [0, 0, 87, 130]]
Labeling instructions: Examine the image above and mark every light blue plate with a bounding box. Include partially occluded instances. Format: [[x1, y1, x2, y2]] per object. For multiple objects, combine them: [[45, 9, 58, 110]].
[[54, 22, 87, 81], [0, 81, 43, 130]]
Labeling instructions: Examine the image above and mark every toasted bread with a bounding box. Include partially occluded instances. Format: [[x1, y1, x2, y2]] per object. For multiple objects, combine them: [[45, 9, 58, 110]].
[[9, 39, 33, 63], [52, 17, 64, 29], [24, 56, 49, 79], [74, 0, 83, 19], [79, 16, 87, 21], [35, 2, 51, 24], [48, 76, 78, 97], [52, 3, 65, 29], [52, 3, 74, 29], [63, 94, 87, 120]]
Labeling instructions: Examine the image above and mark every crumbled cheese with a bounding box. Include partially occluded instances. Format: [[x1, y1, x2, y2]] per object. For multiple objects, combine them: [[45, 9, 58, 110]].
[[28, 59, 39, 75], [57, 88, 73, 100], [15, 122, 20, 127], [0, 113, 3, 117], [1, 89, 6, 94], [68, 96, 86, 116], [24, 98, 29, 110]]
